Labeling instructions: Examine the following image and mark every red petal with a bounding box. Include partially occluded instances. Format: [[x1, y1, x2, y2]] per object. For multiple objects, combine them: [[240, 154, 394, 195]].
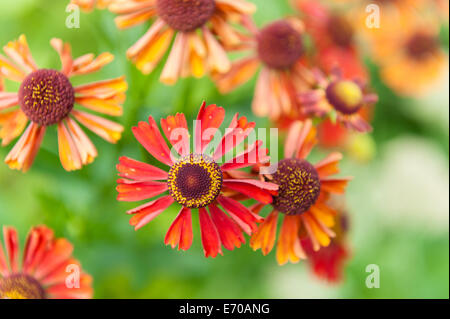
[[117, 156, 168, 181], [132, 116, 173, 166], [217, 195, 262, 235], [2, 226, 19, 273], [160, 113, 190, 156], [209, 204, 245, 251], [194, 101, 225, 153], [33, 238, 73, 280], [222, 179, 278, 204], [198, 207, 222, 258], [164, 207, 193, 250], [221, 140, 269, 171], [116, 179, 168, 201], [128, 195, 174, 230], [22, 226, 54, 274], [213, 113, 255, 160]]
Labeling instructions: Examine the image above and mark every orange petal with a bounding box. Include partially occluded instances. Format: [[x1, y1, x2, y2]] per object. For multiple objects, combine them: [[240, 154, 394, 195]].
[[315, 152, 343, 178], [202, 27, 231, 73], [250, 210, 278, 255], [3, 34, 37, 74], [50, 38, 73, 76], [0, 54, 26, 81], [71, 52, 114, 76], [320, 177, 352, 194], [276, 215, 305, 265], [5, 122, 46, 172], [57, 121, 82, 171], [66, 117, 98, 166], [114, 8, 156, 29], [0, 110, 28, 146], [71, 110, 123, 143], [215, 57, 260, 93], [160, 32, 187, 85]]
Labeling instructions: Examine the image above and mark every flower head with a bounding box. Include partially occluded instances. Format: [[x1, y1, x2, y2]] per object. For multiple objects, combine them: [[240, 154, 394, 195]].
[[0, 225, 92, 299], [0, 35, 126, 172], [116, 101, 277, 258], [107, 0, 256, 84], [293, 0, 368, 81], [298, 69, 377, 132], [214, 18, 309, 121], [249, 120, 352, 265]]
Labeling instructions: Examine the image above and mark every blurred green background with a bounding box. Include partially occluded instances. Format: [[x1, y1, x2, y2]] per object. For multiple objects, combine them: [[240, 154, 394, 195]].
[[0, 0, 448, 298]]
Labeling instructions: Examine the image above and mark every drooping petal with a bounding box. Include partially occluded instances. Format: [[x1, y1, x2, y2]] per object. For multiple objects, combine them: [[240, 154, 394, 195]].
[[215, 0, 257, 14], [128, 21, 174, 74], [217, 195, 262, 235], [315, 152, 343, 178], [65, 117, 98, 166], [71, 110, 123, 143], [116, 179, 168, 202], [222, 179, 277, 204], [209, 204, 245, 251], [131, 116, 173, 166], [57, 121, 83, 171], [164, 207, 193, 251], [252, 67, 272, 117], [194, 101, 225, 154], [117, 156, 168, 181], [198, 207, 222, 258], [276, 215, 305, 265], [127, 195, 174, 230], [301, 212, 335, 251], [295, 119, 317, 159], [160, 113, 190, 156], [340, 114, 372, 133], [202, 27, 231, 73], [250, 210, 279, 255], [5, 122, 46, 172], [160, 32, 188, 85]]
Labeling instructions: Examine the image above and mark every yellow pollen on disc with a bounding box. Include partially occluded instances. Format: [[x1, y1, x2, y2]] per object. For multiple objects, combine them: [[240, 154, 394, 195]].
[[333, 81, 363, 110], [167, 154, 223, 208]]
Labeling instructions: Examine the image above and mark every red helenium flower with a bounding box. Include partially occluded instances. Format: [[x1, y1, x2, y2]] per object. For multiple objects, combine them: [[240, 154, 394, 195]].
[[116, 101, 278, 258], [249, 120, 352, 265], [0, 225, 92, 299]]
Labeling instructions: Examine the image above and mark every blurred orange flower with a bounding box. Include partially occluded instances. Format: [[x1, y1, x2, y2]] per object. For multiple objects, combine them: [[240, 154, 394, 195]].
[[0, 225, 92, 299], [0, 35, 126, 172]]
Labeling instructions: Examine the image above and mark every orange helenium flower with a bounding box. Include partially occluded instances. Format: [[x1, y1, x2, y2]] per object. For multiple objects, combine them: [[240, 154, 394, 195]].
[[249, 120, 352, 265], [107, 0, 256, 84], [214, 18, 309, 121], [0, 35, 126, 172], [116, 101, 277, 258], [0, 225, 92, 299], [298, 69, 377, 132]]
